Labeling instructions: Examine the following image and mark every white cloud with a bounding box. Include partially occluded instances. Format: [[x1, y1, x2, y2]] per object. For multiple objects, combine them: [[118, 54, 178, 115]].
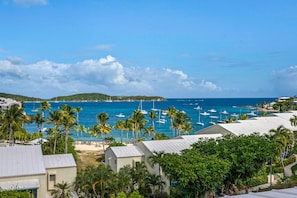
[[13, 0, 47, 7], [6, 56, 23, 65], [0, 55, 225, 98], [199, 80, 221, 91]]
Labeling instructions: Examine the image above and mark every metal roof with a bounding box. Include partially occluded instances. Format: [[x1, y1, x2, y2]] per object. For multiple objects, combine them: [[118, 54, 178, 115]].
[[0, 179, 39, 190], [225, 187, 297, 198], [43, 154, 76, 169], [110, 145, 144, 158], [208, 111, 297, 136], [0, 145, 46, 178]]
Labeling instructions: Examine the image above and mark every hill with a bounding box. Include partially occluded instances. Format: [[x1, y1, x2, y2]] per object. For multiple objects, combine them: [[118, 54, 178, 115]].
[[0, 92, 165, 102]]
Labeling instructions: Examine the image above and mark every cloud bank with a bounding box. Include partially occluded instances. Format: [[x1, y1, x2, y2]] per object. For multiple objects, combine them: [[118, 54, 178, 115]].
[[0, 55, 222, 99]]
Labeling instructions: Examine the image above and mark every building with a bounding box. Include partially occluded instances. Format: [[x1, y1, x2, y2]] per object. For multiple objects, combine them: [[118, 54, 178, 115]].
[[0, 97, 22, 110], [0, 145, 77, 198], [105, 111, 297, 193]]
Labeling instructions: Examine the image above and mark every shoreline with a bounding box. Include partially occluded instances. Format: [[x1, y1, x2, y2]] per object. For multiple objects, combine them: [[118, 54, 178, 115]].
[[74, 141, 133, 151]]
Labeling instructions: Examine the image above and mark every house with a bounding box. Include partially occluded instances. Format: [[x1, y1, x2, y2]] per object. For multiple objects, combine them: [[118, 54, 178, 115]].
[[0, 145, 77, 198], [104, 111, 297, 193], [0, 97, 22, 110]]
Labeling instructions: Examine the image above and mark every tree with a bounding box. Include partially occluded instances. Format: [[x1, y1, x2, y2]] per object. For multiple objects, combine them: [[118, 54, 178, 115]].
[[167, 106, 177, 138], [182, 121, 194, 135], [74, 106, 82, 124], [114, 120, 125, 143], [97, 112, 112, 149], [173, 111, 190, 137], [39, 100, 51, 129], [131, 110, 147, 143], [148, 111, 156, 130], [145, 174, 165, 197], [157, 150, 230, 198], [60, 104, 78, 154], [33, 112, 44, 139], [269, 125, 293, 176], [191, 134, 277, 194], [47, 110, 62, 154], [51, 181, 73, 198], [0, 190, 33, 198], [0, 104, 30, 146]]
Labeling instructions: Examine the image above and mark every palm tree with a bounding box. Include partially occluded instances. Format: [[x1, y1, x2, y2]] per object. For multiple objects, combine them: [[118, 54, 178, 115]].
[[97, 112, 111, 149], [34, 112, 44, 139], [76, 124, 87, 141], [51, 181, 73, 198], [39, 100, 51, 129], [114, 120, 125, 143], [60, 104, 78, 153], [74, 106, 83, 124], [269, 125, 293, 176], [47, 110, 62, 154], [132, 110, 148, 143], [0, 104, 30, 146], [290, 115, 297, 128], [145, 125, 156, 140], [124, 118, 133, 144], [167, 106, 177, 138], [145, 174, 165, 197], [148, 111, 156, 130], [173, 111, 190, 137], [149, 151, 165, 176], [182, 121, 194, 135]]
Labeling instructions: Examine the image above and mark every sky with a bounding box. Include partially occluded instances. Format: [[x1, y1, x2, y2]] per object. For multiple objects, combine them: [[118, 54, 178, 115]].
[[0, 0, 297, 99]]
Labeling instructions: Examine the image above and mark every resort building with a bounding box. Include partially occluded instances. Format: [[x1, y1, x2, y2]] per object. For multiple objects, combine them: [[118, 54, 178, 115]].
[[0, 97, 22, 110], [0, 145, 77, 198], [105, 111, 297, 192]]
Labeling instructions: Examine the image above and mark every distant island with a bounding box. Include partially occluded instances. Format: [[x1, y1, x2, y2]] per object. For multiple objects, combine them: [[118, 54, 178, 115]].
[[0, 92, 165, 102]]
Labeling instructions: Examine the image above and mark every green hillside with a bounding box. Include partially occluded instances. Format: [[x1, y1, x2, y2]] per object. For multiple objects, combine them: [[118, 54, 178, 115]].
[[0, 92, 165, 102]]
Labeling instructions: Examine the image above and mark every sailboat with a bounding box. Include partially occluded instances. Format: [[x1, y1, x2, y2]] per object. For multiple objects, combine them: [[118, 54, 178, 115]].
[[138, 99, 148, 114], [31, 102, 38, 112], [196, 109, 204, 126], [151, 100, 158, 111], [156, 109, 166, 124]]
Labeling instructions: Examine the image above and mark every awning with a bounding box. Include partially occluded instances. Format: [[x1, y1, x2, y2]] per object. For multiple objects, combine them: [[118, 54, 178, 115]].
[[0, 179, 40, 190]]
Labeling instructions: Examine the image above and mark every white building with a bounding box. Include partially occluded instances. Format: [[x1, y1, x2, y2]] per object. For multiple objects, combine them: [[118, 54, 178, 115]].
[[0, 97, 22, 110], [0, 145, 77, 198], [105, 111, 297, 193]]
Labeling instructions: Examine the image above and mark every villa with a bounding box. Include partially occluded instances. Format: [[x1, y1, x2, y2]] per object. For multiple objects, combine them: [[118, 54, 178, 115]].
[[0, 145, 77, 198], [105, 111, 297, 193], [0, 97, 22, 110]]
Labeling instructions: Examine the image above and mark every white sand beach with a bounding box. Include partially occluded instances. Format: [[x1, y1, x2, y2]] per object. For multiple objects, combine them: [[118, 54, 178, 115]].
[[74, 141, 105, 151]]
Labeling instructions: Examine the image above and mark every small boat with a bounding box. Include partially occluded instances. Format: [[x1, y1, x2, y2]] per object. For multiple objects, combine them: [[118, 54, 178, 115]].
[[200, 112, 210, 116], [221, 110, 228, 115], [138, 99, 148, 114], [156, 109, 166, 124], [208, 109, 217, 113], [209, 121, 216, 125], [247, 111, 257, 117], [194, 106, 202, 110], [209, 116, 219, 119], [151, 100, 158, 111], [196, 122, 204, 126], [116, 113, 125, 118]]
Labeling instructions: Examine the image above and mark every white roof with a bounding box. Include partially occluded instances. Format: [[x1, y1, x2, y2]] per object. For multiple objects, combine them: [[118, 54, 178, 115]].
[[213, 111, 297, 136], [0, 179, 39, 190], [110, 145, 144, 158], [0, 145, 46, 178], [43, 154, 76, 169], [225, 186, 297, 198]]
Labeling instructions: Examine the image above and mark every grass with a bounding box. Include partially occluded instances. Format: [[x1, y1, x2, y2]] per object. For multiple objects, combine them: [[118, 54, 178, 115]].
[[76, 150, 105, 171]]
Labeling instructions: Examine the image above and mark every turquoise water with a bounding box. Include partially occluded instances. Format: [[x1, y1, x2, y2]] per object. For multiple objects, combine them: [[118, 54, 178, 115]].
[[23, 98, 276, 141]]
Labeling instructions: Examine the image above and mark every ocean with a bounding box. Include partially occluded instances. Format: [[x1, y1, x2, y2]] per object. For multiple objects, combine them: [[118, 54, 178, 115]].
[[23, 98, 276, 142]]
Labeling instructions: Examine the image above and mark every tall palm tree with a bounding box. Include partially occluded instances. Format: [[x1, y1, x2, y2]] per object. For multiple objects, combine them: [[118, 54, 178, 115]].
[[173, 111, 190, 137], [148, 111, 156, 130], [39, 100, 51, 130], [97, 112, 111, 149], [124, 118, 133, 144], [34, 112, 44, 139], [149, 151, 165, 176], [145, 125, 156, 140], [60, 104, 78, 153], [290, 115, 297, 128], [131, 110, 147, 143], [47, 110, 62, 154], [0, 104, 30, 146], [51, 181, 73, 198], [76, 124, 87, 141], [269, 125, 293, 176], [167, 106, 177, 138], [75, 106, 83, 124], [145, 174, 165, 197], [114, 120, 125, 143]]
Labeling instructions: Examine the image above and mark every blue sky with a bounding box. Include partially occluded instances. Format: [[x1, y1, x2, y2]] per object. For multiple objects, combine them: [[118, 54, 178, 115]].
[[0, 0, 297, 99]]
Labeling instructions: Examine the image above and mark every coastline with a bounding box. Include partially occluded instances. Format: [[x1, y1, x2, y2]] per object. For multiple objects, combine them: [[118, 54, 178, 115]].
[[74, 141, 133, 151]]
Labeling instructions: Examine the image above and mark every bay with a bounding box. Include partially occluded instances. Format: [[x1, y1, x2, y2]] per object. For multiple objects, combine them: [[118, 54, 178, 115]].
[[24, 98, 276, 142]]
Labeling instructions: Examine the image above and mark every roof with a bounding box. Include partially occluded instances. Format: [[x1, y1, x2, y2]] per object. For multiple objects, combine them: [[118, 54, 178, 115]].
[[109, 145, 144, 158], [198, 111, 297, 136], [43, 154, 76, 169], [225, 187, 297, 198], [0, 145, 46, 178], [0, 179, 39, 190]]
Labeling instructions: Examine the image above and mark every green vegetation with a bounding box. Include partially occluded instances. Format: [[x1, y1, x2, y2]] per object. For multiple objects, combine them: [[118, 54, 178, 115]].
[[0, 92, 42, 101], [0, 190, 33, 198]]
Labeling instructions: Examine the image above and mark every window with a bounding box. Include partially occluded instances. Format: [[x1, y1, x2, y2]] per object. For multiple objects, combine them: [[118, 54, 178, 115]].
[[49, 174, 56, 182]]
